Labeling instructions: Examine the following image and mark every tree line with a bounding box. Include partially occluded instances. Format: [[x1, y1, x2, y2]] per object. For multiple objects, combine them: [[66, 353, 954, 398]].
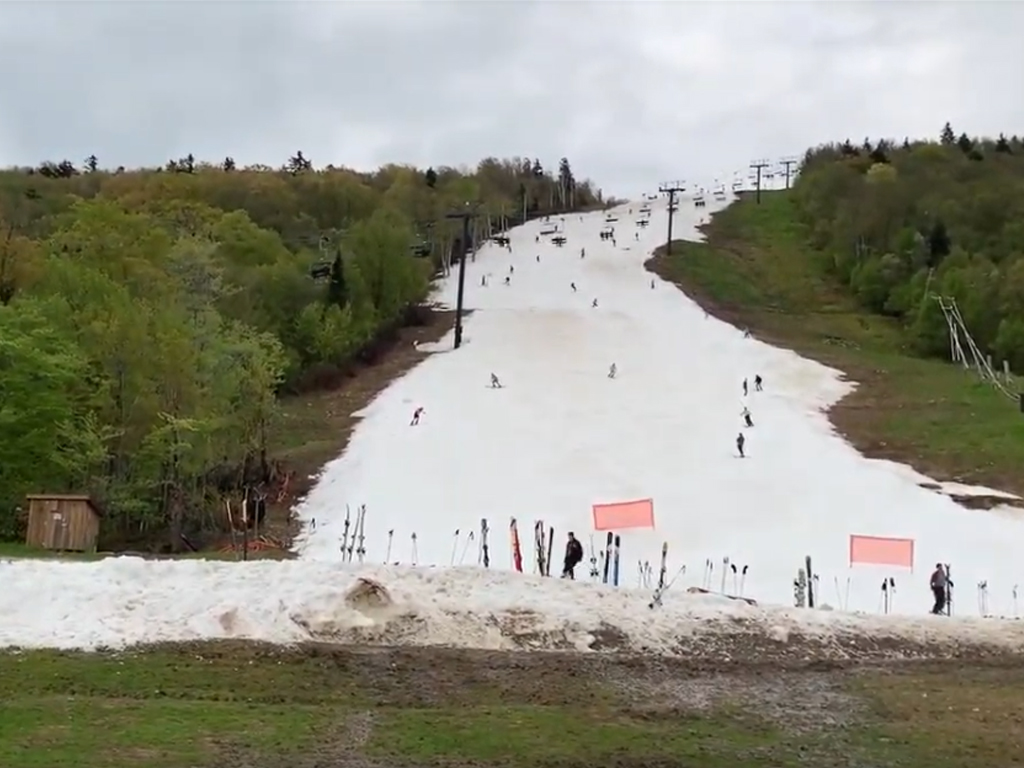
[[792, 124, 1024, 371], [0, 153, 605, 545]]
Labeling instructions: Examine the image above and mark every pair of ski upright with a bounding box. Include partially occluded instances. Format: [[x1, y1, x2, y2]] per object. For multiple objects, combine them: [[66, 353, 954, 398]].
[[340, 504, 367, 563], [508, 517, 554, 575]]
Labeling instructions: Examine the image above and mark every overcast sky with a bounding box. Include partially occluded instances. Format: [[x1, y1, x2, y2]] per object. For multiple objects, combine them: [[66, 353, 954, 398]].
[[0, 1, 1021, 197]]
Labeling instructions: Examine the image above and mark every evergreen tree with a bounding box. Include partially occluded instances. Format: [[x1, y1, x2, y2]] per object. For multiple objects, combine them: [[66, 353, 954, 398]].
[[940, 122, 956, 145]]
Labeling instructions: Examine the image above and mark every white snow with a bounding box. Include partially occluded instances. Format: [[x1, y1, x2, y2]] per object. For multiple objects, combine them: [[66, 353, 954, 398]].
[[4, 193, 1024, 654], [3, 556, 1023, 653]]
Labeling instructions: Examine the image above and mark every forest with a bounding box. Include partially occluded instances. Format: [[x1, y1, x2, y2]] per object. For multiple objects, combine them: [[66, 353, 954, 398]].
[[793, 124, 1024, 371], [0, 152, 605, 545]]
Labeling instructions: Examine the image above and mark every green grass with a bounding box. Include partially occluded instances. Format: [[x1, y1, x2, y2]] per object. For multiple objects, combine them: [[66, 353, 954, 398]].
[[2, 645, 1023, 767], [648, 192, 1024, 496]]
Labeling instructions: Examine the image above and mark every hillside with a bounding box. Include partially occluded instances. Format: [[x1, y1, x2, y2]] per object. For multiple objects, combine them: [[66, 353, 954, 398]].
[[648, 126, 1024, 500], [0, 154, 606, 551]]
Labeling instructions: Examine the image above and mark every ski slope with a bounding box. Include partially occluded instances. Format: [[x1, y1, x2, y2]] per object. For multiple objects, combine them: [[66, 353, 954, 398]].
[[294, 195, 1024, 618], [3, 192, 1024, 655]]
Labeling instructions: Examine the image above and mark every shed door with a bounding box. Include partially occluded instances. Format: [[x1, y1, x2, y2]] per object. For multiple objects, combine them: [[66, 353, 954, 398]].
[[44, 511, 65, 549]]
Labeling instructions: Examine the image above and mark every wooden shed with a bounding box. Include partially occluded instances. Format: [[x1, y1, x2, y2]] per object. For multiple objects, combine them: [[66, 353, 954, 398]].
[[25, 494, 102, 552]]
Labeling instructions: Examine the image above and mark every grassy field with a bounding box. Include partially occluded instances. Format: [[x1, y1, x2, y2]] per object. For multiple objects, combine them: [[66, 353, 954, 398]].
[[647, 192, 1024, 500], [0, 643, 1022, 768]]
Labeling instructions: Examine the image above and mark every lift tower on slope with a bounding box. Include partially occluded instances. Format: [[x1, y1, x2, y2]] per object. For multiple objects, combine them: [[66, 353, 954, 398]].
[[778, 157, 799, 190], [658, 180, 686, 256], [446, 204, 479, 350], [749, 159, 771, 204]]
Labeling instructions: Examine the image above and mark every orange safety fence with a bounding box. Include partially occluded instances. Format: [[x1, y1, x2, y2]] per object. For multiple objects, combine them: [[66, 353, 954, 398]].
[[592, 498, 655, 531], [848, 534, 915, 570]]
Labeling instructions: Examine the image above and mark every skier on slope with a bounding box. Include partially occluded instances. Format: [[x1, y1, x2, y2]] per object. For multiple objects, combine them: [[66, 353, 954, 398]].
[[754, 374, 763, 392], [742, 378, 748, 397], [504, 275, 511, 286], [592, 298, 599, 308], [410, 406, 424, 426], [536, 254, 540, 262], [562, 532, 584, 579], [608, 363, 617, 379], [571, 282, 577, 292], [490, 373, 503, 389], [580, 247, 586, 258], [736, 432, 746, 458], [741, 407, 753, 428], [930, 563, 948, 615]]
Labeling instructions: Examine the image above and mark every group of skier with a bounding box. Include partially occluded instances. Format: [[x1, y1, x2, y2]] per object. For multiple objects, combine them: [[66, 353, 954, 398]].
[[735, 374, 763, 459]]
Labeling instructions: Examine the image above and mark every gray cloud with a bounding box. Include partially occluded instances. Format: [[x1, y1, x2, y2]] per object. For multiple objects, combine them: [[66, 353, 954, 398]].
[[1, 1, 1021, 196]]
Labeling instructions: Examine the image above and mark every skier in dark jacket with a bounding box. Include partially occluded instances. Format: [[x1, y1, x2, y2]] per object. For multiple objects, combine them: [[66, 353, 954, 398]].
[[562, 533, 584, 579], [930, 564, 948, 614]]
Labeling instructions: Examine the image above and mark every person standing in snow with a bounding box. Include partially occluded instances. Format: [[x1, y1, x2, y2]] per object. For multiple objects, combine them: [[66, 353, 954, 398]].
[[754, 374, 763, 392], [736, 432, 746, 458], [480, 275, 487, 287], [930, 563, 948, 614], [742, 378, 748, 397], [608, 363, 617, 379], [536, 254, 540, 262], [571, 282, 577, 292], [580, 247, 586, 258], [504, 275, 511, 286], [562, 532, 584, 579], [410, 407, 424, 426]]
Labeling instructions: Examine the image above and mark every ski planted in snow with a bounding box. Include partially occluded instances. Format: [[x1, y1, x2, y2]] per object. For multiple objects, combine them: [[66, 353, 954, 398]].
[[534, 520, 546, 575], [341, 505, 351, 560], [510, 517, 523, 572], [612, 535, 621, 586], [602, 531, 614, 584], [546, 526, 555, 577], [355, 504, 367, 563], [588, 535, 600, 579], [657, 542, 668, 590], [480, 518, 490, 568]]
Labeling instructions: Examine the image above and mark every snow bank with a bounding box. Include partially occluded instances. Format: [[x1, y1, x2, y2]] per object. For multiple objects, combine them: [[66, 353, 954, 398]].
[[2, 556, 1022, 657]]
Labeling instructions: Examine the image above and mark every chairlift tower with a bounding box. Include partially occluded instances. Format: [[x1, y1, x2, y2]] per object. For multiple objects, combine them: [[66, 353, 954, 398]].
[[446, 204, 479, 350], [778, 157, 799, 190], [658, 180, 686, 256], [748, 159, 771, 204]]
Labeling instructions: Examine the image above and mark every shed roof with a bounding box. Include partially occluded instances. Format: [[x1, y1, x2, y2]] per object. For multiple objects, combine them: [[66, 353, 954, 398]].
[[25, 494, 103, 516]]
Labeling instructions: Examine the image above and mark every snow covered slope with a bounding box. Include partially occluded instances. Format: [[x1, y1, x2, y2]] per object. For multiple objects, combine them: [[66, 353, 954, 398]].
[[2, 556, 1022, 655], [4, 193, 1024, 655], [294, 194, 1024, 618]]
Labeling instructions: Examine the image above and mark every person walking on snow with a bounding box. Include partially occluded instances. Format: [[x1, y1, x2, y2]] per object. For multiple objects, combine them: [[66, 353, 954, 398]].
[[736, 432, 746, 458], [562, 532, 584, 579], [754, 374, 763, 392], [742, 378, 748, 397], [490, 373, 503, 389], [410, 407, 424, 426], [930, 563, 948, 614]]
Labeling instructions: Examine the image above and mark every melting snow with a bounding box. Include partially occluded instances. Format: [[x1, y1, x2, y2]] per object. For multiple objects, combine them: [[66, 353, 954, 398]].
[[4, 194, 1024, 653]]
